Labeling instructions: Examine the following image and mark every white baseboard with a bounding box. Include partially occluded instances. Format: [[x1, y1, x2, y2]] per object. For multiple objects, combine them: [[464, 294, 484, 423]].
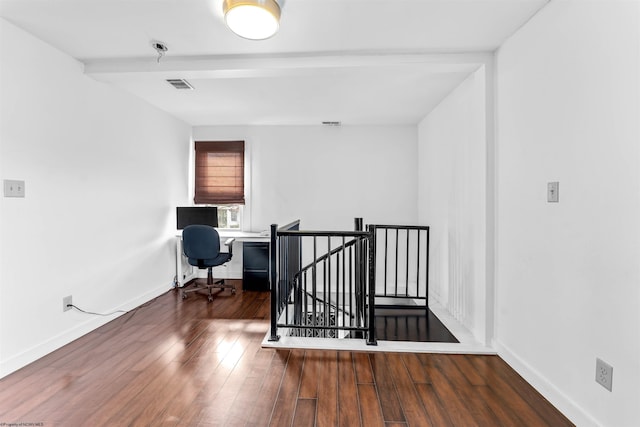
[[494, 340, 601, 427], [0, 282, 173, 379]]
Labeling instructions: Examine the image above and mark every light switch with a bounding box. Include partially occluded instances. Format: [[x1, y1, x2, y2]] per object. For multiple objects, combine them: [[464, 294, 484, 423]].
[[3, 179, 26, 198], [547, 182, 559, 203]]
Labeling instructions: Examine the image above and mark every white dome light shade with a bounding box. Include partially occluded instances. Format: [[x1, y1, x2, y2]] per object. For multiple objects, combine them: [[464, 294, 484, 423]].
[[223, 0, 281, 40]]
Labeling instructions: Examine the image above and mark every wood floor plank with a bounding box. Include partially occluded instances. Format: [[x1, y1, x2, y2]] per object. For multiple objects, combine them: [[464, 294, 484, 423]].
[[352, 351, 374, 384], [47, 371, 140, 426], [475, 385, 531, 427], [237, 292, 270, 319], [385, 353, 432, 427], [245, 349, 290, 427], [299, 350, 322, 399], [467, 355, 550, 426], [338, 351, 361, 427], [357, 383, 385, 426], [130, 361, 198, 426], [481, 356, 574, 427], [269, 349, 305, 427], [252, 292, 271, 319], [431, 354, 501, 427], [44, 323, 124, 370], [196, 339, 264, 425], [370, 352, 406, 423], [224, 375, 271, 427], [81, 357, 171, 425], [150, 355, 220, 426], [25, 345, 145, 422], [223, 347, 278, 426], [414, 383, 454, 427], [451, 354, 486, 386], [0, 371, 75, 421], [422, 354, 481, 427], [316, 350, 339, 427], [105, 362, 183, 426], [0, 367, 58, 414], [168, 327, 260, 425], [401, 352, 430, 384], [292, 398, 317, 427], [469, 355, 573, 427]]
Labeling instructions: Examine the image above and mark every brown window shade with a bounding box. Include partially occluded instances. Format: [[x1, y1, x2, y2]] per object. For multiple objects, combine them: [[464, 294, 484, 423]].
[[194, 141, 245, 205]]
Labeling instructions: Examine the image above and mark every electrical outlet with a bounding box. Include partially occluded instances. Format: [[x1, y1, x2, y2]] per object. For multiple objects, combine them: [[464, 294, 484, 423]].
[[595, 358, 613, 391], [63, 295, 73, 312]]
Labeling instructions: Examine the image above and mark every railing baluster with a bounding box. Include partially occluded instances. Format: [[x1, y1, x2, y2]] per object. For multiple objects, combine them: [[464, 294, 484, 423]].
[[341, 236, 346, 330], [383, 228, 388, 297], [334, 238, 339, 333], [406, 229, 410, 297], [312, 236, 317, 333], [349, 246, 353, 327], [367, 226, 377, 345], [416, 229, 421, 298], [326, 236, 330, 335], [303, 270, 307, 331], [283, 235, 289, 326], [395, 228, 399, 297]]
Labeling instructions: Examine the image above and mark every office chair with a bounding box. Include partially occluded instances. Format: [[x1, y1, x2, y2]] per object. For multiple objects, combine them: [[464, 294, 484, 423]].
[[181, 224, 236, 302]]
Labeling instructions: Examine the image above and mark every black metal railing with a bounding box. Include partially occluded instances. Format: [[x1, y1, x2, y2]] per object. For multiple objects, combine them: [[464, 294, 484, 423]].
[[269, 218, 376, 344], [368, 224, 430, 309], [269, 220, 429, 344]]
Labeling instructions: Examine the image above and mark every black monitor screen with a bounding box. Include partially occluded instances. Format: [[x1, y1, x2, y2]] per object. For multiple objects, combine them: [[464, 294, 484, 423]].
[[176, 207, 218, 229]]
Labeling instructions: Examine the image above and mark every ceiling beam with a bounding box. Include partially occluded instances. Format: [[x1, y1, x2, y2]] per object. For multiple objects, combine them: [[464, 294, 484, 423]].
[[83, 51, 492, 80]]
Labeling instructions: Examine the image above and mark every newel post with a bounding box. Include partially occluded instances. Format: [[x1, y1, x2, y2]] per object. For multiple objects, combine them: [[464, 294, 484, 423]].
[[268, 223, 280, 341]]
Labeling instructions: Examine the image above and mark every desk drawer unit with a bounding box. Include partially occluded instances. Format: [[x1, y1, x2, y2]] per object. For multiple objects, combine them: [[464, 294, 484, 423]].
[[242, 242, 270, 291]]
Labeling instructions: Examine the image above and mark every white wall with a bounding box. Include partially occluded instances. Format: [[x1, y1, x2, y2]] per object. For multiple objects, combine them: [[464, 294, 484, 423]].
[[193, 125, 418, 231], [417, 68, 487, 342], [0, 19, 191, 377], [495, 1, 640, 425]]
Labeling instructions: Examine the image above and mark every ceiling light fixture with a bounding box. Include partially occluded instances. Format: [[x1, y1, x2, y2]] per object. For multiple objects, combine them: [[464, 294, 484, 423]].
[[223, 0, 281, 40]]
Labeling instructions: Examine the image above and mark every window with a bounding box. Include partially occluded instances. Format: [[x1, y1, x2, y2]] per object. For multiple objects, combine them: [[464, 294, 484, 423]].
[[216, 205, 240, 229], [194, 141, 245, 229]]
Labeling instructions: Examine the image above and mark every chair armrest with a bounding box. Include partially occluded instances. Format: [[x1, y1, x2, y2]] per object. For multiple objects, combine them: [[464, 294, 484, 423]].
[[224, 238, 236, 257]]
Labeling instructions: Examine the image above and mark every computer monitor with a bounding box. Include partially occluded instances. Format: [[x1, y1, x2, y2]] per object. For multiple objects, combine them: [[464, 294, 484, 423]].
[[176, 207, 218, 229]]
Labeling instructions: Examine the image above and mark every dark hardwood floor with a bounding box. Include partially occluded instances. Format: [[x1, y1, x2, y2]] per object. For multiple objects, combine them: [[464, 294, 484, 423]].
[[374, 308, 458, 343], [0, 281, 573, 426]]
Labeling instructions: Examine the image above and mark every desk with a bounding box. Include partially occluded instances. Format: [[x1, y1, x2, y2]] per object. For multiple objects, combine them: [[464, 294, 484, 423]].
[[175, 230, 270, 290]]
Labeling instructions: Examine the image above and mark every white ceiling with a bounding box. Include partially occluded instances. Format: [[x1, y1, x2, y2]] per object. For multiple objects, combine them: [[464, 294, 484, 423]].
[[0, 0, 549, 126]]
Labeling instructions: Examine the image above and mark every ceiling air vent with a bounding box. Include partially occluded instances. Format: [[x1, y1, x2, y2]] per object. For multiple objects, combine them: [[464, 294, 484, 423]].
[[166, 79, 194, 90], [322, 121, 341, 126]]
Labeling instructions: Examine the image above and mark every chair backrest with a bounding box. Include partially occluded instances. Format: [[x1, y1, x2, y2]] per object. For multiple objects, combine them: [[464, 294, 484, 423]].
[[182, 225, 221, 260]]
